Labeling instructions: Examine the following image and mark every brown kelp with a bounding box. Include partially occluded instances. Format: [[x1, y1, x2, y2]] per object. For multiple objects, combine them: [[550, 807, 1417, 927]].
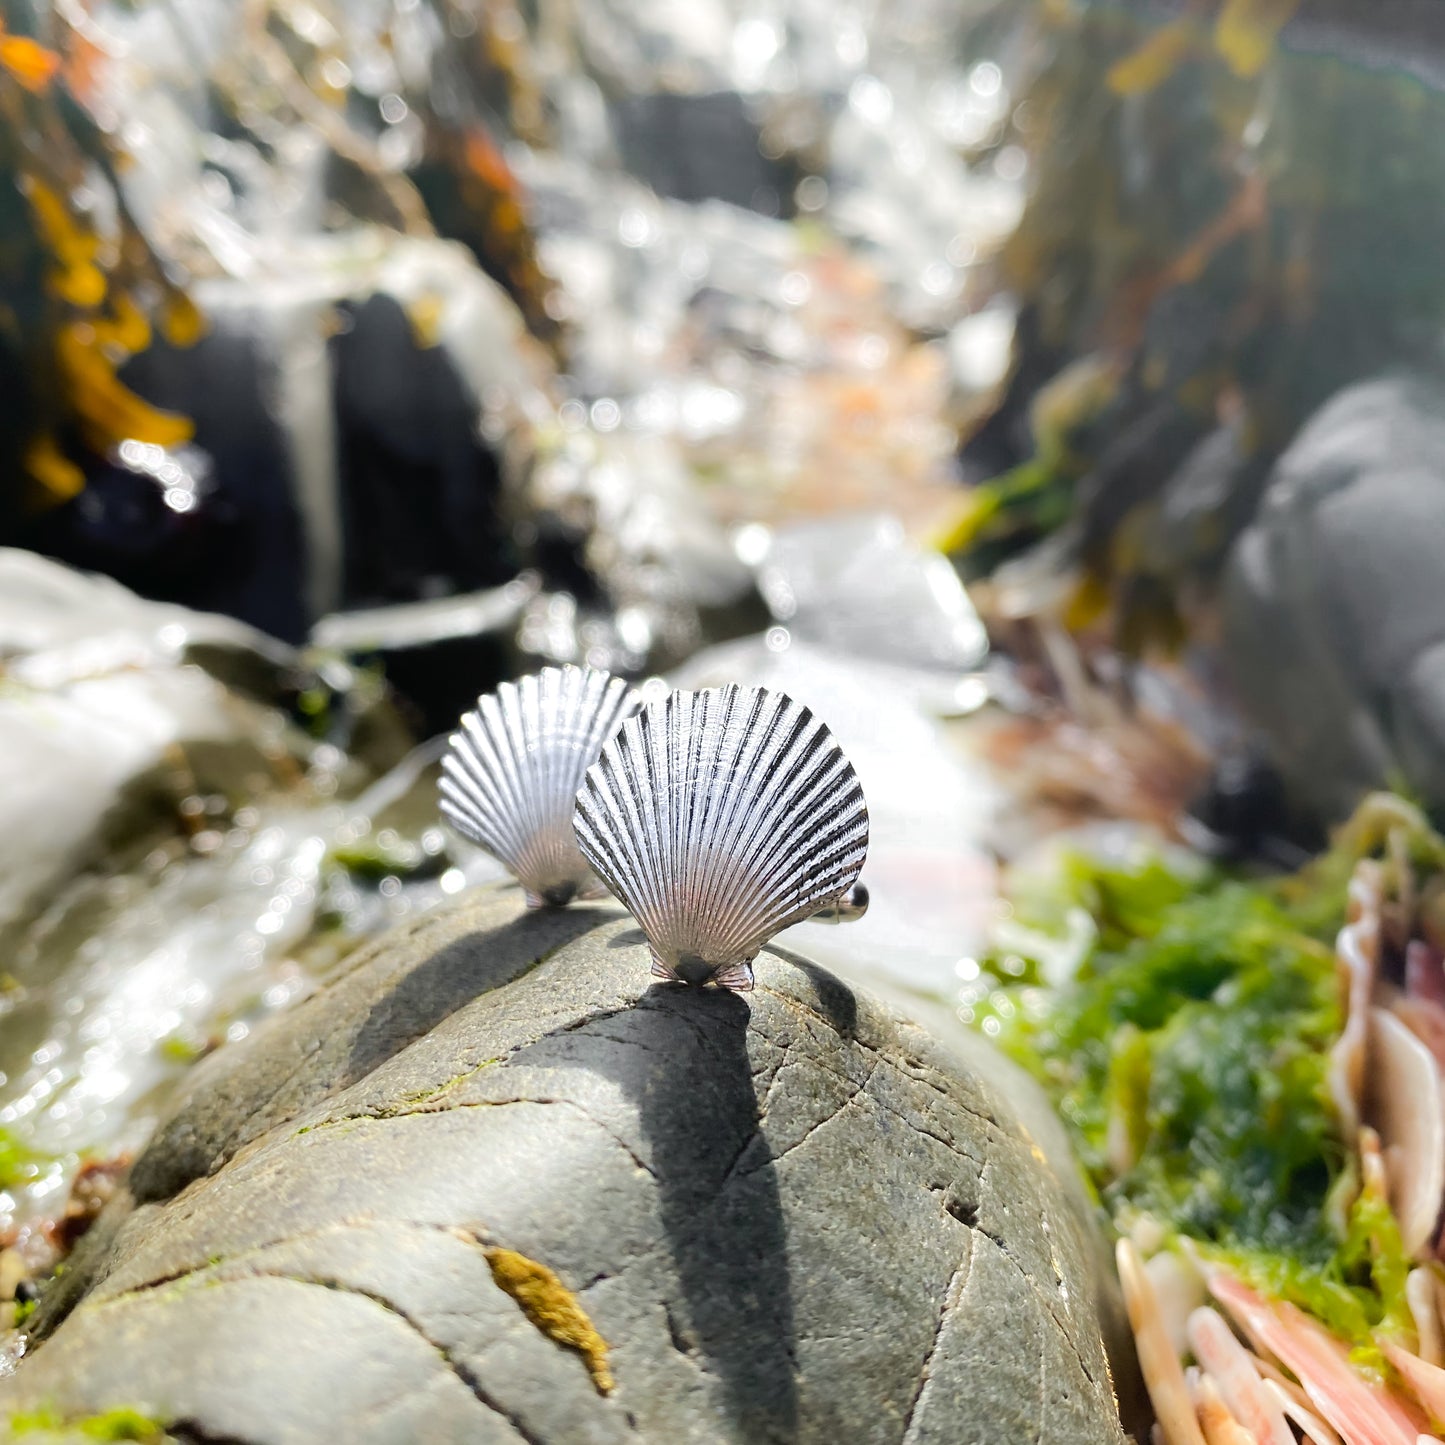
[[0, 3, 201, 530], [947, 0, 1445, 656]]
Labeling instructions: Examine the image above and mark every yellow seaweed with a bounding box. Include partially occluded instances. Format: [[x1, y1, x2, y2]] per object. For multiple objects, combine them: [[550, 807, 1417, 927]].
[[3, 36, 204, 509], [484, 1247, 614, 1395], [933, 489, 1002, 556], [25, 180, 110, 308], [1106, 20, 1197, 97], [159, 292, 206, 348], [0, 26, 60, 95], [25, 182, 96, 270], [1214, 0, 1299, 78], [1064, 571, 1112, 632], [93, 294, 152, 354], [405, 292, 445, 350], [24, 432, 85, 505], [49, 259, 106, 308], [58, 322, 194, 451]]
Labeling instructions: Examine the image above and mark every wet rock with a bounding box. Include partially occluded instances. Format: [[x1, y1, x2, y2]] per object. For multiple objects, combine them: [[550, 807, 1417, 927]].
[[0, 542, 293, 682], [1222, 374, 1445, 820], [755, 513, 988, 683], [611, 92, 801, 216], [118, 235, 549, 643], [310, 579, 537, 740], [0, 548, 421, 939], [0, 550, 311, 944], [517, 429, 761, 676], [9, 888, 1132, 1445], [0, 553, 409, 1211]]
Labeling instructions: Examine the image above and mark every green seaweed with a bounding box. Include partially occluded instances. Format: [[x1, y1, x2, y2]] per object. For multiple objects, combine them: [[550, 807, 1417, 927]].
[[156, 1033, 205, 1066], [295, 684, 333, 738], [0, 1127, 44, 1191], [975, 809, 1427, 1350], [6, 1405, 167, 1440], [327, 834, 433, 881]]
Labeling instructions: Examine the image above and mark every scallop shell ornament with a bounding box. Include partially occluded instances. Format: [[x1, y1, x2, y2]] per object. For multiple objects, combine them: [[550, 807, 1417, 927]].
[[573, 684, 869, 990], [440, 665, 639, 908], [807, 882, 870, 924]]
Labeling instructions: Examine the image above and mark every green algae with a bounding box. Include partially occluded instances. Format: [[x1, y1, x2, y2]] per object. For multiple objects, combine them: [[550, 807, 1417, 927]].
[[5, 1405, 168, 1441], [973, 801, 1434, 1351]]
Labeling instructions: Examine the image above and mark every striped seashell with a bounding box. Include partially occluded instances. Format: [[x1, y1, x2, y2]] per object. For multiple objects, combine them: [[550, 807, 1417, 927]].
[[573, 684, 869, 991], [440, 665, 639, 908]]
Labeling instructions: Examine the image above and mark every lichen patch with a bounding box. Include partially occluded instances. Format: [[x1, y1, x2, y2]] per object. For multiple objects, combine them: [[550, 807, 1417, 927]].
[[484, 1246, 614, 1395]]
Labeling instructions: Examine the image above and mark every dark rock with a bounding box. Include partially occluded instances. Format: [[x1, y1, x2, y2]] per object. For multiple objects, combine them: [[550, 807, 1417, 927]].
[[1222, 373, 1445, 820], [92, 238, 541, 646], [7, 888, 1133, 1445], [331, 289, 517, 611], [611, 92, 800, 216], [310, 580, 535, 741], [116, 315, 314, 644]]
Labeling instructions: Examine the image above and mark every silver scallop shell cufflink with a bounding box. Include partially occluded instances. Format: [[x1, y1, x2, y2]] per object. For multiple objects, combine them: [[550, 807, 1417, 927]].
[[440, 665, 640, 908], [807, 883, 870, 923], [572, 684, 869, 991]]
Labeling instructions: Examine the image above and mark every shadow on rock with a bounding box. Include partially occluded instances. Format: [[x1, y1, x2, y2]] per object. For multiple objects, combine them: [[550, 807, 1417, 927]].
[[763, 944, 859, 1041], [605, 926, 649, 948], [513, 982, 800, 1442], [127, 904, 619, 1211], [344, 903, 615, 1083]]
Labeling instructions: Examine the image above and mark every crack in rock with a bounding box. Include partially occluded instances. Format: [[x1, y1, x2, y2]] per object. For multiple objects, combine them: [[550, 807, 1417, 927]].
[[246, 1269, 549, 1445], [899, 1236, 975, 1444]]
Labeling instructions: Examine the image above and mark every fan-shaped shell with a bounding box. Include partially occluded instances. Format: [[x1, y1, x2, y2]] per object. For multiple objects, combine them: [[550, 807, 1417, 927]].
[[440, 665, 638, 907], [573, 684, 869, 990]]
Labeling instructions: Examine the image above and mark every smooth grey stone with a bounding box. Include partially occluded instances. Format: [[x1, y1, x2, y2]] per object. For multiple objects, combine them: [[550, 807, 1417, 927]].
[[6, 888, 1133, 1445], [1222, 373, 1445, 819]]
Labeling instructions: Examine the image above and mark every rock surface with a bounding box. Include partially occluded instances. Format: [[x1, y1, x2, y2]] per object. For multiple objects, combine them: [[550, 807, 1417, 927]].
[[4, 886, 1134, 1444], [0, 549, 417, 941], [0, 549, 310, 946], [0, 549, 445, 1220]]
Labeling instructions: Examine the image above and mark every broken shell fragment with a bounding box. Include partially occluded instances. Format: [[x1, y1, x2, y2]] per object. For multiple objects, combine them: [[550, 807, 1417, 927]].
[[440, 665, 639, 908], [1144, 1248, 1207, 1359], [1192, 1373, 1256, 1445], [1259, 1379, 1344, 1445], [1365, 1006, 1445, 1259], [573, 683, 869, 990], [1328, 860, 1385, 1143], [1379, 1339, 1445, 1423], [1186, 1306, 1295, 1445], [1406, 1267, 1445, 1368], [1117, 1238, 1208, 1445]]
